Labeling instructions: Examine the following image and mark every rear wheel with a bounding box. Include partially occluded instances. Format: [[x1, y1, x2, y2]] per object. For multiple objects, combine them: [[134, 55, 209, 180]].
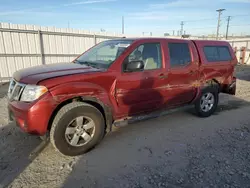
[[50, 102, 105, 156], [195, 86, 219, 117]]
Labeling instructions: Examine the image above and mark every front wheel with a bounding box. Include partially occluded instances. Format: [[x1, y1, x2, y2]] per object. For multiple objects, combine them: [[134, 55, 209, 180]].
[[50, 102, 105, 156], [195, 87, 219, 117]]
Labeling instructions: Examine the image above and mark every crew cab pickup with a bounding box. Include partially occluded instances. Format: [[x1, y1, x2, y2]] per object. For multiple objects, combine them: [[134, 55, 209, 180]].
[[7, 38, 237, 156]]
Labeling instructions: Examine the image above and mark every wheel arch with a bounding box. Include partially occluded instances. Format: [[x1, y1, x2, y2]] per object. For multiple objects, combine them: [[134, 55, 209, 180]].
[[192, 78, 220, 104], [201, 79, 220, 92], [204, 79, 220, 87], [48, 96, 113, 133]]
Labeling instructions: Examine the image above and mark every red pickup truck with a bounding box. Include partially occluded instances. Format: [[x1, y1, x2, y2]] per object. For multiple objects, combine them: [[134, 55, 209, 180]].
[[8, 38, 237, 156]]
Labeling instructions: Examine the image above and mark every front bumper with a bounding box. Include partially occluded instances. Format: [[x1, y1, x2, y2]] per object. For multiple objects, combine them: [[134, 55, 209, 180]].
[[8, 92, 57, 135]]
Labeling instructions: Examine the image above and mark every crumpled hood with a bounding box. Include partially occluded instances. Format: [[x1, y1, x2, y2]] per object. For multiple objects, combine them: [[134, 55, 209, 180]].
[[13, 62, 102, 84]]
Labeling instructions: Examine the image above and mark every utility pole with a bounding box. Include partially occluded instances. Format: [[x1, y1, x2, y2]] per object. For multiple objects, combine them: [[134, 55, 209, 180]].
[[180, 21, 184, 36], [216, 9, 226, 40], [226, 16, 231, 40], [122, 16, 124, 34], [173, 30, 175, 36]]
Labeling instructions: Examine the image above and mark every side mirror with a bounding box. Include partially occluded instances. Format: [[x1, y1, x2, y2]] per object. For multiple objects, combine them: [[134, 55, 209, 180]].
[[126, 60, 144, 72]]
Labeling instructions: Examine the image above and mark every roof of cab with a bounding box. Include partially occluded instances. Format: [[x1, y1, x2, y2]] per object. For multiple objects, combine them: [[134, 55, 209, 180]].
[[112, 37, 190, 41], [111, 37, 230, 45]]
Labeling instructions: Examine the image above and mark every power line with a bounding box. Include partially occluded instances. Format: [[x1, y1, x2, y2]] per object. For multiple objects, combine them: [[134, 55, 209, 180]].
[[183, 14, 250, 23], [185, 18, 218, 23], [230, 24, 250, 27], [225, 14, 250, 18], [185, 24, 250, 30], [185, 26, 216, 30], [152, 23, 250, 33]]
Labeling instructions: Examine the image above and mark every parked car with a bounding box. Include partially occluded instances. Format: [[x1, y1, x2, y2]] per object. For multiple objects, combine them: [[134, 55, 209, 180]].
[[7, 38, 237, 156]]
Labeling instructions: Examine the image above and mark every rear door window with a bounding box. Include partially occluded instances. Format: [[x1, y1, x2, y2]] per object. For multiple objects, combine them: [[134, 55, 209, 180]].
[[168, 43, 191, 68], [204, 46, 232, 62]]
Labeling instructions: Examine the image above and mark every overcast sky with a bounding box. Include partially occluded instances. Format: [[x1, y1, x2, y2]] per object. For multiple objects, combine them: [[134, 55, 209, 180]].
[[0, 0, 250, 36]]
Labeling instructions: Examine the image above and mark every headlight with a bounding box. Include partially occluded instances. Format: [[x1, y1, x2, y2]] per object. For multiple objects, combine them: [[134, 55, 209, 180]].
[[20, 85, 48, 102]]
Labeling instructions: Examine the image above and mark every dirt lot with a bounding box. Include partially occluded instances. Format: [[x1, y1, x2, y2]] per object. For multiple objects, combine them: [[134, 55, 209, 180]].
[[1, 66, 250, 188]]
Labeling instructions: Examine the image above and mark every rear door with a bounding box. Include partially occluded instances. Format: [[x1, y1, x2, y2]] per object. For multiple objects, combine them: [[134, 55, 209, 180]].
[[164, 40, 199, 106]]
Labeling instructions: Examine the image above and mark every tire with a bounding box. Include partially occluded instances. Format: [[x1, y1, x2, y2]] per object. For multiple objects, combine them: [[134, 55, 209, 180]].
[[50, 102, 105, 156], [195, 86, 219, 117]]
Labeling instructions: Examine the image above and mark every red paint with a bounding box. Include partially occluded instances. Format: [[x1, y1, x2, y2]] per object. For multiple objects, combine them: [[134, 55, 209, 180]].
[[8, 38, 237, 135], [194, 40, 237, 85], [8, 92, 57, 135]]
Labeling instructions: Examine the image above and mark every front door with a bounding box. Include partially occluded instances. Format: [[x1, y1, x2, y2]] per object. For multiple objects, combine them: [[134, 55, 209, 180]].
[[115, 42, 167, 117]]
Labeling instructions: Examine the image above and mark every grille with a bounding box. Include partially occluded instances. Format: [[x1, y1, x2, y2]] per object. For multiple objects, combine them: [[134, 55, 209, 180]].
[[8, 79, 25, 101]]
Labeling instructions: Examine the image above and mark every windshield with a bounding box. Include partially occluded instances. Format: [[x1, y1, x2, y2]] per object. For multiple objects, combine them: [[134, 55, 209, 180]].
[[75, 39, 134, 69]]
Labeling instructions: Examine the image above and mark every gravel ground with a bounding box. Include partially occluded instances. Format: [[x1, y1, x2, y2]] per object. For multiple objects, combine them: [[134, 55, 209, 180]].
[[1, 66, 250, 188]]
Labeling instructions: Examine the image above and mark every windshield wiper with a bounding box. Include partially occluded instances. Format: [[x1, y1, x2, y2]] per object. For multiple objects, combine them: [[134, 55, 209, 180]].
[[73, 59, 82, 64], [74, 60, 99, 69]]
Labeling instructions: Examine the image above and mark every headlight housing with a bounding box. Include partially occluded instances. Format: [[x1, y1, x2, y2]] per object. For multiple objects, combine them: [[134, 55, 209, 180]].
[[20, 85, 48, 102]]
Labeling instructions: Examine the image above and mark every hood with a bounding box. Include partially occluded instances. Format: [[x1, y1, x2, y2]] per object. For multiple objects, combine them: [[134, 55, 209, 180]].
[[13, 62, 102, 84]]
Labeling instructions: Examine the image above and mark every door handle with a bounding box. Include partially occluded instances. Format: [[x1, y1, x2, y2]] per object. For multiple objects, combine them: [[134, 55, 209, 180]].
[[158, 73, 168, 79]]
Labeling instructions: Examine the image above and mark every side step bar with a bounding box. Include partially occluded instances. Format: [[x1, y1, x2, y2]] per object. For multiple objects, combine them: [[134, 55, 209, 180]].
[[113, 105, 190, 127]]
